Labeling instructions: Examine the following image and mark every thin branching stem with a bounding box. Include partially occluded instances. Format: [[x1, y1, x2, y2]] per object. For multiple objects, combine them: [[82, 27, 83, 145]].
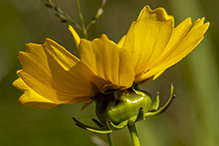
[[76, 0, 88, 39], [42, 0, 82, 30]]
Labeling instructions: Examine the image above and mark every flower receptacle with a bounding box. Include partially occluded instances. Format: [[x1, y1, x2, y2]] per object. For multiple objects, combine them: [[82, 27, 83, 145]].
[[95, 86, 152, 125]]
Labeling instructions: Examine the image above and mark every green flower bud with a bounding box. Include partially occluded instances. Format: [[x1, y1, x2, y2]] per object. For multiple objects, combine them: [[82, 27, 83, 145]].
[[95, 86, 152, 125], [73, 84, 175, 134]]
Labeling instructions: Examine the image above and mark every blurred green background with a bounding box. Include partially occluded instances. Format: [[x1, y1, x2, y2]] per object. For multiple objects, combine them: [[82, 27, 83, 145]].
[[0, 0, 218, 146]]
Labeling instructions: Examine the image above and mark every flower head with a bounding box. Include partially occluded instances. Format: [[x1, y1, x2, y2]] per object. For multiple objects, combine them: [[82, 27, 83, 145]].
[[13, 5, 209, 109]]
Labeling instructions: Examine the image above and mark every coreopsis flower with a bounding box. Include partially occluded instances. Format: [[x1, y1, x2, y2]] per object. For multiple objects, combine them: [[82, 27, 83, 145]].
[[13, 5, 209, 110]]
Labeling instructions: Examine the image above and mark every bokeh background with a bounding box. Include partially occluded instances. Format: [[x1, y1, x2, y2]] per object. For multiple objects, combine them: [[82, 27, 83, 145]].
[[0, 0, 218, 146]]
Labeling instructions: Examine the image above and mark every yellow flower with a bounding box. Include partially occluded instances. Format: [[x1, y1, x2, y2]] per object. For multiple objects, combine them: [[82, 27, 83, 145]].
[[13, 5, 209, 109]]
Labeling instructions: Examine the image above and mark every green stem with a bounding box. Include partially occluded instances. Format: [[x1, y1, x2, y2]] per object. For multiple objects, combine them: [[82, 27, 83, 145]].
[[128, 124, 141, 146], [107, 133, 114, 146], [76, 0, 88, 39], [42, 0, 82, 30]]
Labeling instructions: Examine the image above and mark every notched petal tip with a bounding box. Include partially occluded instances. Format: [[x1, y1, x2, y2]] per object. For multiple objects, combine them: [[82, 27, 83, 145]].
[[192, 17, 209, 28], [202, 20, 210, 32], [191, 17, 210, 38], [140, 5, 174, 22]]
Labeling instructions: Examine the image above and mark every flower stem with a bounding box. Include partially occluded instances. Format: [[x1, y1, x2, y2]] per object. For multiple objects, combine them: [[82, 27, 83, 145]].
[[107, 133, 114, 146], [76, 0, 88, 39], [128, 124, 141, 146]]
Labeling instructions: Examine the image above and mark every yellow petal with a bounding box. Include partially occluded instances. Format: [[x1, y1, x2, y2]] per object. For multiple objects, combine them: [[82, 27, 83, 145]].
[[43, 38, 80, 70], [123, 5, 174, 76], [13, 78, 59, 109], [79, 34, 135, 90], [16, 39, 101, 108], [69, 25, 80, 49], [161, 17, 193, 55], [137, 69, 166, 85], [137, 17, 210, 81]]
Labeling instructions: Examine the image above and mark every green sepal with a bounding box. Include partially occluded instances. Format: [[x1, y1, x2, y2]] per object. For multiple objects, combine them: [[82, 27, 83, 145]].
[[145, 83, 175, 119], [92, 118, 105, 128], [73, 117, 112, 134], [148, 92, 160, 112], [84, 127, 112, 134], [107, 120, 128, 131]]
